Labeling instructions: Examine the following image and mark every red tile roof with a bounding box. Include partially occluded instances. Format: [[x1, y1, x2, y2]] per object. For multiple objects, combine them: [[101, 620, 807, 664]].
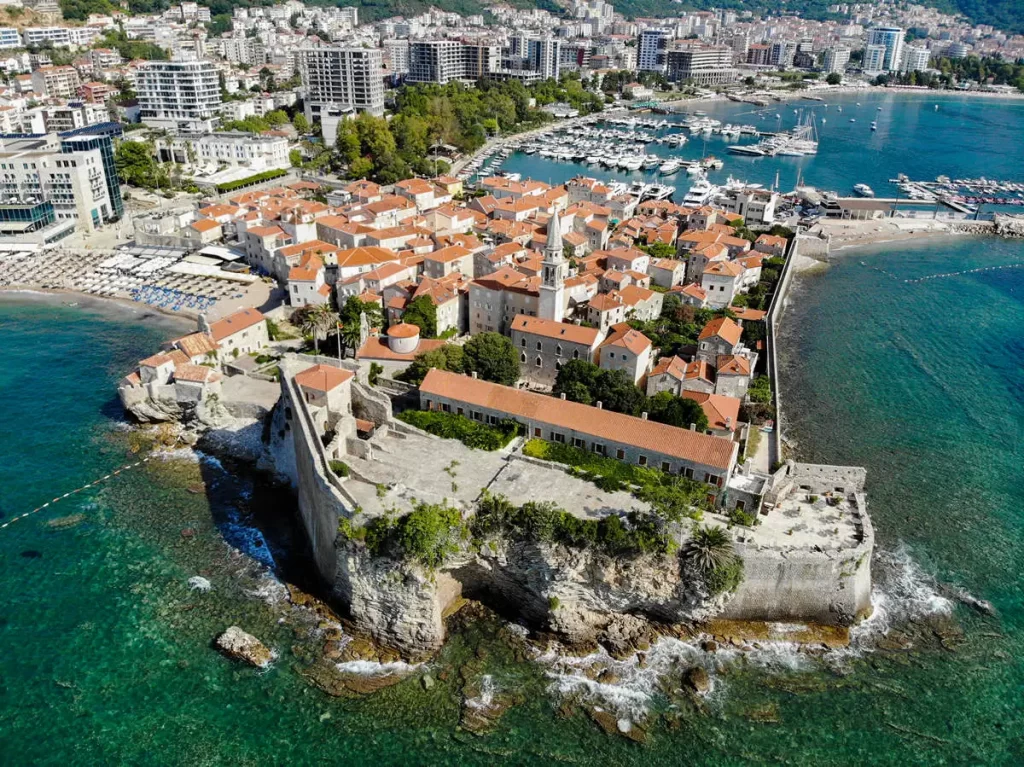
[[209, 308, 265, 342], [294, 364, 353, 392], [420, 369, 736, 470]]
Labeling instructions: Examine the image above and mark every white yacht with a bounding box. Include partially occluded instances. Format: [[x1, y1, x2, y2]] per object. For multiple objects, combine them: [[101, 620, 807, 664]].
[[683, 174, 718, 206], [659, 159, 683, 175], [854, 183, 874, 197]]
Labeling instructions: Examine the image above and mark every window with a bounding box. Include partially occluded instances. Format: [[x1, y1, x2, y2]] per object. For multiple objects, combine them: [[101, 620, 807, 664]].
[[616, 448, 625, 460], [520, 337, 526, 347], [607, 352, 614, 360], [662, 461, 671, 472], [573, 437, 585, 448], [573, 349, 579, 360], [457, 407, 464, 416], [638, 455, 648, 466], [534, 427, 541, 437], [592, 443, 604, 455], [520, 352, 526, 363], [683, 467, 694, 479], [555, 361, 561, 371], [536, 341, 542, 351], [704, 473, 714, 484], [535, 356, 542, 367], [556, 344, 562, 356], [552, 432, 565, 443], [441, 403, 451, 413], [735, 500, 745, 512]]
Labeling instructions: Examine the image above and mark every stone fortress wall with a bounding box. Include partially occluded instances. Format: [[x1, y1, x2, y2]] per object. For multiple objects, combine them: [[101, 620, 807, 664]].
[[277, 356, 874, 656]]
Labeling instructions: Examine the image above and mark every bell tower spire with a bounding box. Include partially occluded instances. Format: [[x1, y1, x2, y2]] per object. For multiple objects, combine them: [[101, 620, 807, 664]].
[[539, 205, 566, 321]]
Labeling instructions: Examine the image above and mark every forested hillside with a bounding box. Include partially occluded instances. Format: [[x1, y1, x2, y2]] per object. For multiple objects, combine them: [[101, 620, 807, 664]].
[[60, 0, 1024, 36]]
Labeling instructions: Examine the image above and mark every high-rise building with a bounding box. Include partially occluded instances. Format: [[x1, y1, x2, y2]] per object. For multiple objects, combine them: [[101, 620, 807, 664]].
[[527, 37, 561, 80], [299, 45, 385, 119], [665, 43, 736, 86], [407, 40, 499, 84], [901, 44, 930, 72], [865, 26, 905, 72], [30, 66, 81, 99], [384, 39, 410, 76], [0, 124, 123, 243], [136, 54, 221, 134], [637, 28, 670, 72], [822, 46, 850, 74], [862, 43, 887, 73]]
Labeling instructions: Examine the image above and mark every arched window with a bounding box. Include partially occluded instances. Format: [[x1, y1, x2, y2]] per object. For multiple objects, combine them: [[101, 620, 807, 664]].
[[535, 356, 542, 367], [536, 341, 542, 351], [556, 344, 562, 357], [520, 352, 526, 363], [520, 337, 526, 347], [573, 349, 580, 360], [555, 361, 562, 371]]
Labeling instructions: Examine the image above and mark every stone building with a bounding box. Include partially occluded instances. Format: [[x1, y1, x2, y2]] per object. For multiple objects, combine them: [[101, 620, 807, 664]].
[[511, 314, 603, 388]]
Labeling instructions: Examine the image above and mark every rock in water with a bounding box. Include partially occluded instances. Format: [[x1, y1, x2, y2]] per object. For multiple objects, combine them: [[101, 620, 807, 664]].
[[215, 626, 275, 668], [188, 576, 212, 593], [685, 666, 711, 694]]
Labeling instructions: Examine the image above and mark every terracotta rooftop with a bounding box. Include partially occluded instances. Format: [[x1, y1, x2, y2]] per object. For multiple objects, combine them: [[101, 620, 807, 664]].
[[209, 308, 265, 342], [294, 364, 353, 393], [698, 316, 742, 346], [420, 369, 736, 471], [682, 390, 741, 432], [511, 315, 601, 346]]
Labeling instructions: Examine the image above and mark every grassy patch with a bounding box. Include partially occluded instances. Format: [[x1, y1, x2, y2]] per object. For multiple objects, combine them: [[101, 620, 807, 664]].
[[521, 439, 711, 522], [328, 460, 350, 477], [397, 410, 520, 451]]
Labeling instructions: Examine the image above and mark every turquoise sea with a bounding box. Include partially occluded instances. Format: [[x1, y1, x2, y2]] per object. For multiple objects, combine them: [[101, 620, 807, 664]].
[[496, 90, 1024, 203], [1, 94, 1023, 765]]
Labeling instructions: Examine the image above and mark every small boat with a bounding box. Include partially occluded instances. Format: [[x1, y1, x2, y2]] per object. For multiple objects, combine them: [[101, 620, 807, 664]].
[[854, 183, 874, 197], [876, 106, 883, 111], [849, 118, 856, 122], [935, 104, 939, 111], [870, 121, 877, 131]]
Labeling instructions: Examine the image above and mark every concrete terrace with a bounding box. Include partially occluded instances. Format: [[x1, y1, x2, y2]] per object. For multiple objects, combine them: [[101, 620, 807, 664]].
[[341, 427, 649, 520], [712, 490, 864, 552]]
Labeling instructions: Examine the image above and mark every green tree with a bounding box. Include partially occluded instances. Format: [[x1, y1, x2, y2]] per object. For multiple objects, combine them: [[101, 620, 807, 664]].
[[289, 149, 303, 167], [638, 241, 676, 259], [825, 72, 842, 85], [462, 332, 520, 386], [398, 345, 464, 385], [402, 295, 438, 338], [337, 295, 383, 354], [553, 359, 602, 402], [115, 140, 159, 188], [292, 112, 309, 134], [646, 391, 709, 431], [265, 109, 289, 127]]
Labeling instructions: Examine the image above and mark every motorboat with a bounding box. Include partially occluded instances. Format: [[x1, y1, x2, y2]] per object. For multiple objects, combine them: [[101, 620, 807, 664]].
[[871, 121, 877, 131], [854, 183, 874, 197], [659, 159, 683, 175]]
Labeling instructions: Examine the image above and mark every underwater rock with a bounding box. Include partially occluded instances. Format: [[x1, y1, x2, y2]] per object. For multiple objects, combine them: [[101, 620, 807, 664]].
[[46, 514, 85, 529], [215, 626, 275, 668]]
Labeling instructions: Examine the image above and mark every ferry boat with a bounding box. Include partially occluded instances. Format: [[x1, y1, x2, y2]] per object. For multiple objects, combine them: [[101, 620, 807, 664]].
[[854, 183, 875, 197]]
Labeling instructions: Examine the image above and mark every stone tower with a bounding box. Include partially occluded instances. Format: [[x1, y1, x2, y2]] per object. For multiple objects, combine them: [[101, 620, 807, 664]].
[[538, 206, 567, 321]]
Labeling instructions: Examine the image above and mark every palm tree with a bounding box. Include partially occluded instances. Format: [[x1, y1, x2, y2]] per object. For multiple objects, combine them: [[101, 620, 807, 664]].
[[296, 306, 321, 353], [684, 525, 735, 573], [313, 305, 340, 357]]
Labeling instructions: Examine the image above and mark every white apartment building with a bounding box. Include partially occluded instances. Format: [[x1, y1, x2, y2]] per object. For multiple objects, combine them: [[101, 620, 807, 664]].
[[0, 133, 119, 241], [41, 102, 108, 133], [407, 40, 499, 84], [862, 44, 887, 74], [822, 46, 850, 74], [901, 45, 930, 72], [0, 27, 21, 50], [665, 43, 736, 86], [30, 66, 81, 99], [136, 55, 222, 134], [528, 37, 561, 80], [299, 45, 385, 143], [638, 28, 670, 72], [865, 26, 905, 73], [384, 39, 410, 75], [155, 132, 289, 171]]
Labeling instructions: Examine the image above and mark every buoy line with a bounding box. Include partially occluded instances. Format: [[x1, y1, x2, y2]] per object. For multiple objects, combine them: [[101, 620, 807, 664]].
[[905, 262, 1024, 284], [1, 457, 153, 531]]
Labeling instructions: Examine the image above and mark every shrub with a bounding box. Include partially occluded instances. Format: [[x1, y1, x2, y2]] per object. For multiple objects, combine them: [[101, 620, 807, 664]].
[[727, 506, 758, 527], [329, 460, 350, 477], [214, 168, 287, 193], [364, 501, 467, 569], [472, 491, 673, 557], [397, 410, 520, 451], [368, 362, 383, 386]]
